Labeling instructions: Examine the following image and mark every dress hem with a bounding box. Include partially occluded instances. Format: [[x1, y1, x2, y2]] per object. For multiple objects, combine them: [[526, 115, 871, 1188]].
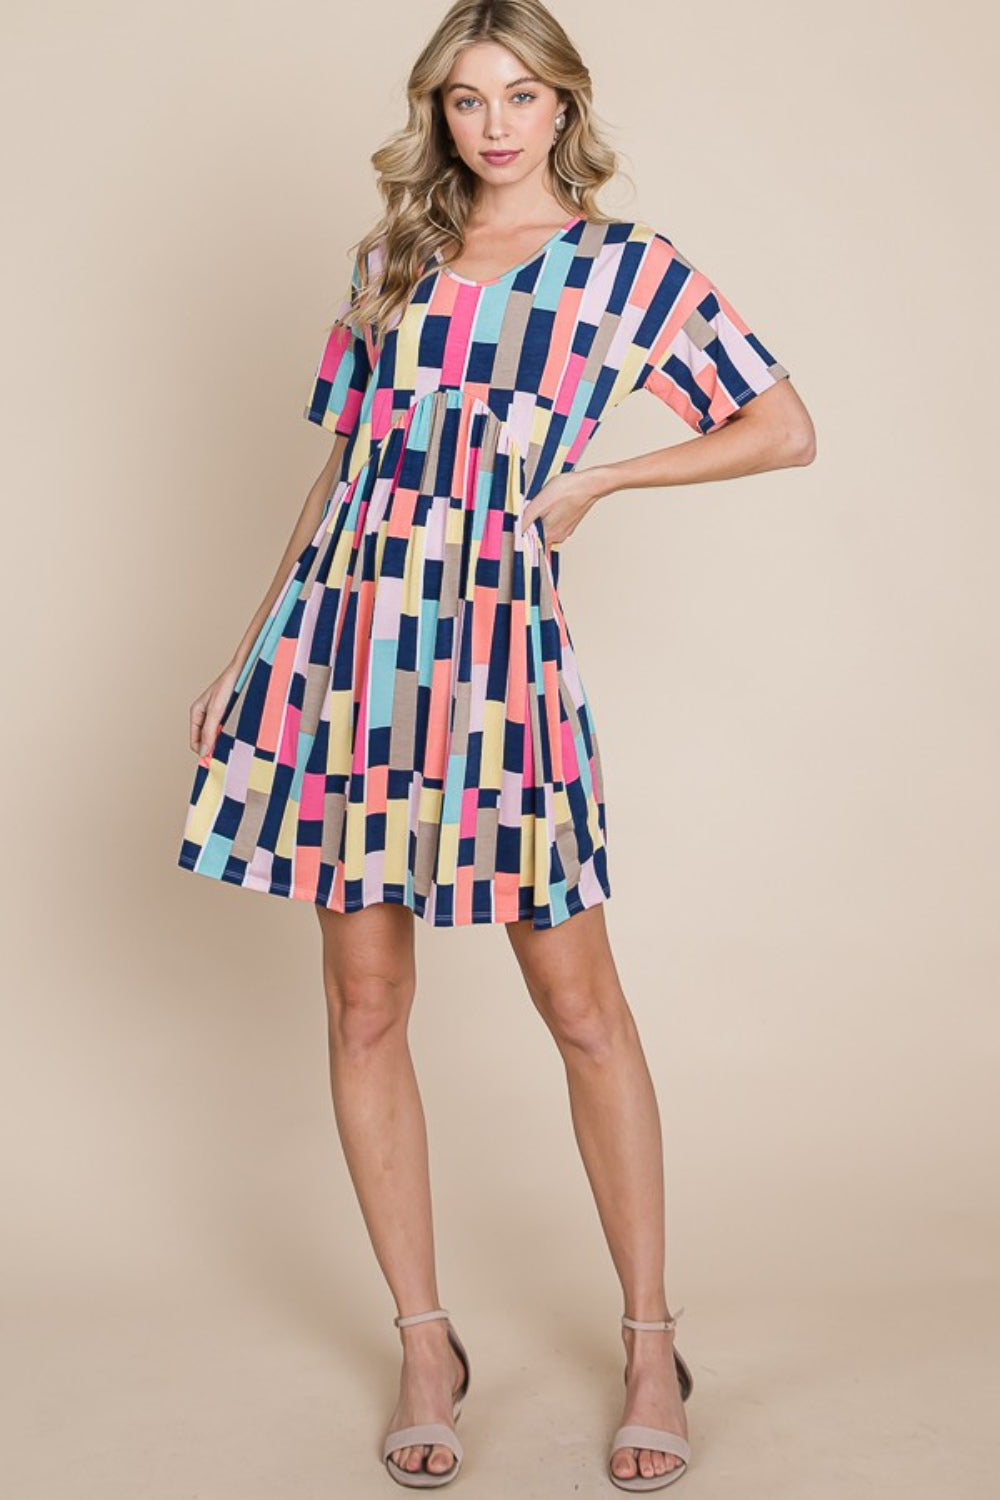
[[176, 851, 611, 931]]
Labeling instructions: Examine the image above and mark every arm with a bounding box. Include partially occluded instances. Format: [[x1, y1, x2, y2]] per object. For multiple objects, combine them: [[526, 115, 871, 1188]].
[[523, 225, 815, 541], [523, 378, 815, 542], [189, 245, 374, 758], [225, 434, 348, 676], [589, 374, 814, 497], [188, 434, 347, 756]]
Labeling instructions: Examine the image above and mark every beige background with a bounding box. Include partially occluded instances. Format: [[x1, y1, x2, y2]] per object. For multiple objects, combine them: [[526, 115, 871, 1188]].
[[2, 1, 996, 1495]]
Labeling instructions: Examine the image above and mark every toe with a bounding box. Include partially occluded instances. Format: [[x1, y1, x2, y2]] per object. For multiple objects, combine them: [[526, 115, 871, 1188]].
[[611, 1445, 638, 1478], [427, 1444, 456, 1473], [639, 1447, 673, 1478]]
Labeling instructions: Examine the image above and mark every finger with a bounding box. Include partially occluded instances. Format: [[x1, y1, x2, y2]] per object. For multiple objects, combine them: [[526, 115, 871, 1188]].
[[190, 703, 207, 754], [199, 711, 222, 757]]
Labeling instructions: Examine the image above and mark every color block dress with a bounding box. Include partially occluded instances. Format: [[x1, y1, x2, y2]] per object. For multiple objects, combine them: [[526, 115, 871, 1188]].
[[177, 216, 789, 928]]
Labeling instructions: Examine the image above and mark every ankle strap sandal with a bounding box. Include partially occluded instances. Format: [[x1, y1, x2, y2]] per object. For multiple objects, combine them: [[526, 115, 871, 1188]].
[[609, 1307, 693, 1491], [382, 1307, 471, 1488]]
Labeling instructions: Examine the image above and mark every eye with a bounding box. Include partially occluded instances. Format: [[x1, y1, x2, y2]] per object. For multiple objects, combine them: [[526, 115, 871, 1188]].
[[455, 96, 480, 110], [512, 91, 536, 103]]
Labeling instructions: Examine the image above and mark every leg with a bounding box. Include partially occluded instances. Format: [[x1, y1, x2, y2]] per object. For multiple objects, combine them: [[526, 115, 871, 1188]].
[[315, 900, 465, 1479], [505, 903, 687, 1483]]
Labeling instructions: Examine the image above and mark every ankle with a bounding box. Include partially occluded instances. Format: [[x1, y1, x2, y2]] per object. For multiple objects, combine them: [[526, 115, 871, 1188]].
[[397, 1320, 452, 1355], [622, 1303, 673, 1325], [621, 1306, 682, 1363]]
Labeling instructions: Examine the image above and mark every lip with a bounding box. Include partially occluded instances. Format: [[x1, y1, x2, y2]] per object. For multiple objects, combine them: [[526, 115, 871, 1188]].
[[480, 150, 521, 163]]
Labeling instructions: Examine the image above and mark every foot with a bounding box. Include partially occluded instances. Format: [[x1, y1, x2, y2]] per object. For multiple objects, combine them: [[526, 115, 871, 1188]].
[[610, 1319, 689, 1484], [388, 1317, 466, 1478]]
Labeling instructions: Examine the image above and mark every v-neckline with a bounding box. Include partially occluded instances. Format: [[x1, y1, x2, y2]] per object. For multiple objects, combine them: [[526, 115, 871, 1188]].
[[433, 214, 584, 287]]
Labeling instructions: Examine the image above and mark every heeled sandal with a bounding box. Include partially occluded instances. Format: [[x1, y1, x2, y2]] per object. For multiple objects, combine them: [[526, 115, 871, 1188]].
[[382, 1307, 471, 1488], [608, 1307, 693, 1492]]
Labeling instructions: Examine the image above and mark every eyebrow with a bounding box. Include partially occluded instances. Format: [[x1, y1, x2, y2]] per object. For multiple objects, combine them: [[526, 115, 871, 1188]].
[[444, 75, 542, 94]]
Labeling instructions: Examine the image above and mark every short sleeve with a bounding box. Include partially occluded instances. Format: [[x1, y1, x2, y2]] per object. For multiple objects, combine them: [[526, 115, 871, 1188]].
[[631, 232, 789, 435], [303, 252, 374, 437]]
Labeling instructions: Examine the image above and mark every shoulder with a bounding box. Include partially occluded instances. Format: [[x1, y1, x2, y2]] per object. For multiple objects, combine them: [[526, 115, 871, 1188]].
[[589, 219, 688, 275], [625, 221, 685, 265], [619, 221, 708, 300], [365, 238, 386, 278], [579, 217, 660, 252], [347, 242, 373, 290], [599, 219, 670, 248]]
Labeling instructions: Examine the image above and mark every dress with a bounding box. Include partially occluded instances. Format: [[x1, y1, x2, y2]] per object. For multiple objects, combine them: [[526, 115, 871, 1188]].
[[176, 215, 789, 928]]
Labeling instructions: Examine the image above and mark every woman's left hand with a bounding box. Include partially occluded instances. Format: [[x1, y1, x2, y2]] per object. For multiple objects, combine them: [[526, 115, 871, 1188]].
[[520, 466, 609, 546]]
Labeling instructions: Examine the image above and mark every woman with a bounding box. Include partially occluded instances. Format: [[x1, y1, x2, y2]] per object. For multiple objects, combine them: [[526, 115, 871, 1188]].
[[177, 0, 815, 1490]]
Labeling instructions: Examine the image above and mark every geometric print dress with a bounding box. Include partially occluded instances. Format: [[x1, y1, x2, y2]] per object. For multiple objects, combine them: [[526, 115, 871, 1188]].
[[176, 215, 789, 928]]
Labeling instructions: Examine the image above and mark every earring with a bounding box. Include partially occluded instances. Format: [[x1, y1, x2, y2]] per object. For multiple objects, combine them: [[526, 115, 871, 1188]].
[[552, 113, 566, 144]]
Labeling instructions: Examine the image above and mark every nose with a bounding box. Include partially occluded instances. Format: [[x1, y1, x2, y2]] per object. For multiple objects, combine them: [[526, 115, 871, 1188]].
[[483, 106, 510, 140]]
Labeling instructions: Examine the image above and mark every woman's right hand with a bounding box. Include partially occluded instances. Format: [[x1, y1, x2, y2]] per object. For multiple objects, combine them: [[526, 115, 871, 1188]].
[[189, 663, 241, 758]]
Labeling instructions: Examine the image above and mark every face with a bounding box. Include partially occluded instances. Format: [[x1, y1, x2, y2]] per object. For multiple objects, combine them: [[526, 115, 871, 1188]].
[[440, 41, 565, 191]]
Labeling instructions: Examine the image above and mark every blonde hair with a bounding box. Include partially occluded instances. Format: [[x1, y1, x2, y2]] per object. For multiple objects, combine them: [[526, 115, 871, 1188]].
[[343, 0, 626, 350]]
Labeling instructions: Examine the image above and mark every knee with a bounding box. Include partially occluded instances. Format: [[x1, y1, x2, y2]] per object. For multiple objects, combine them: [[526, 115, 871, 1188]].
[[536, 983, 633, 1060], [325, 970, 414, 1057]]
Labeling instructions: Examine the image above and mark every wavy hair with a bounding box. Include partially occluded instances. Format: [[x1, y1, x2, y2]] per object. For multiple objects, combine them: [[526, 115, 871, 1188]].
[[341, 0, 626, 351]]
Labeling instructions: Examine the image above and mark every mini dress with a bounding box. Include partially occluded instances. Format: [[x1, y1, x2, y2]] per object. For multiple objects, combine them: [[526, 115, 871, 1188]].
[[176, 216, 789, 928]]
